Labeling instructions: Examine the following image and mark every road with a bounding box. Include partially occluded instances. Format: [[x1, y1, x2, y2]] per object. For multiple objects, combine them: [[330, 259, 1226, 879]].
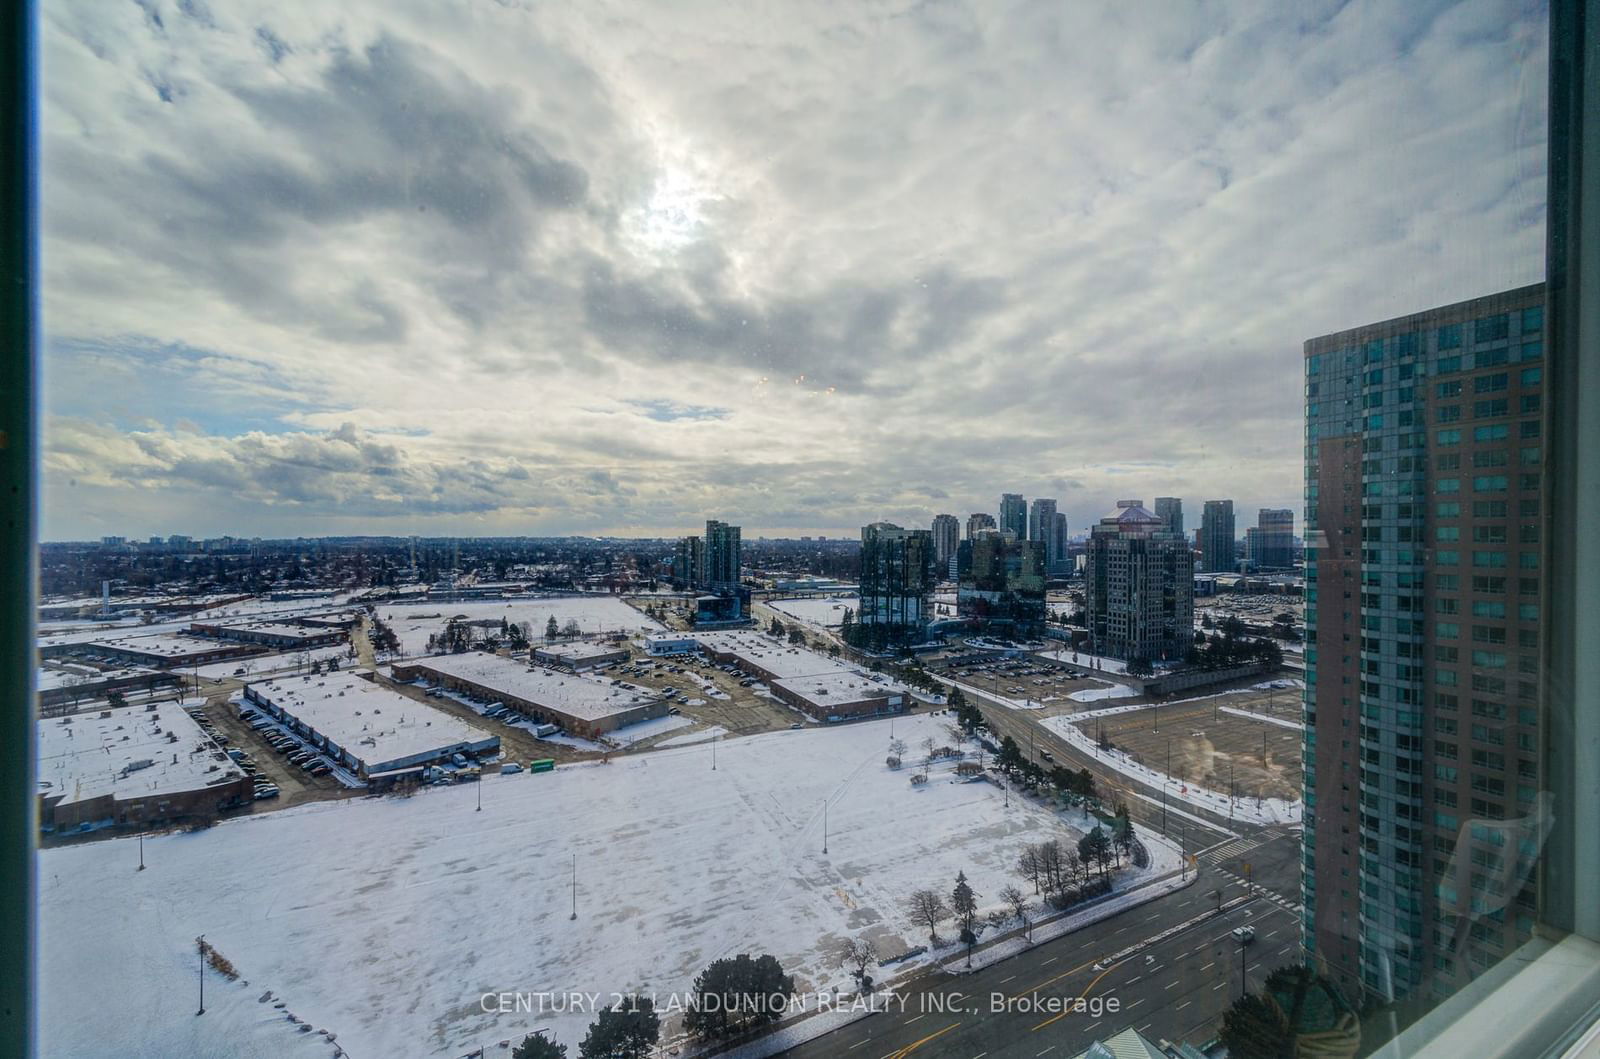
[[784, 858, 1303, 1058]]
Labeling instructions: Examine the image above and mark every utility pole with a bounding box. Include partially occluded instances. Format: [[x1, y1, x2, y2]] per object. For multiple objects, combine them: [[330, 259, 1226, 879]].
[[196, 935, 206, 1016], [1180, 822, 1187, 880], [476, 774, 482, 812], [822, 799, 828, 854], [1240, 937, 1248, 999], [712, 734, 717, 771], [1262, 730, 1268, 768], [570, 853, 577, 920], [138, 833, 145, 871]]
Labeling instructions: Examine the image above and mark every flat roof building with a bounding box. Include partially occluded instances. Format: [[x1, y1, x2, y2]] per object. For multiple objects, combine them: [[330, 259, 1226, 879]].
[[36, 703, 252, 832], [66, 633, 261, 669], [189, 620, 347, 650], [530, 640, 629, 670], [244, 671, 499, 778], [689, 631, 906, 722], [390, 653, 667, 739]]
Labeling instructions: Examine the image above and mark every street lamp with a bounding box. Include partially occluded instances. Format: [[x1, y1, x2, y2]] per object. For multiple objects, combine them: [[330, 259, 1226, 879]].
[[196, 935, 206, 1016]]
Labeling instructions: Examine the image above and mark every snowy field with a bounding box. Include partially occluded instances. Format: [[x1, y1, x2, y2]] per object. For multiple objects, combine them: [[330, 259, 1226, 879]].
[[41, 714, 1115, 1058], [765, 596, 856, 628], [376, 598, 663, 656]]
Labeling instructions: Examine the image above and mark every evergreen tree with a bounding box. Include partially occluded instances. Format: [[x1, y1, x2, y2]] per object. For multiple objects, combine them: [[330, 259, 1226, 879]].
[[682, 954, 795, 1042], [579, 999, 659, 1059], [513, 1032, 568, 1059]]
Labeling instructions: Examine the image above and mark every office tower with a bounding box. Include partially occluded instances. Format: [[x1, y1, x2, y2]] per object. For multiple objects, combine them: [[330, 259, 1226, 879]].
[[1247, 508, 1295, 570], [1027, 498, 1056, 542], [858, 523, 936, 636], [1084, 500, 1194, 662], [966, 512, 996, 539], [672, 535, 703, 587], [958, 529, 1046, 634], [1154, 497, 1184, 538], [1049, 511, 1070, 575], [1200, 499, 1236, 573], [999, 493, 1027, 541], [931, 514, 960, 568], [702, 520, 741, 589], [1303, 285, 1546, 1005]]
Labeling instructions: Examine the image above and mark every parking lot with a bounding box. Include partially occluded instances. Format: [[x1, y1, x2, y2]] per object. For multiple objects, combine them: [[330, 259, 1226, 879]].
[[599, 654, 815, 743], [196, 693, 354, 811], [923, 652, 1119, 713]]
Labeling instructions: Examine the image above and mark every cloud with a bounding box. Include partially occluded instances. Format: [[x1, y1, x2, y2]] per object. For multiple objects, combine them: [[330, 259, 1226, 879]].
[[39, 0, 1548, 539]]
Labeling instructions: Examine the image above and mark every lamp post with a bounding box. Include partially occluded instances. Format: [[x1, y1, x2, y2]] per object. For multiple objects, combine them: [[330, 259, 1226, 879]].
[[196, 935, 206, 1016], [138, 833, 145, 872], [570, 853, 577, 920], [822, 799, 828, 854]]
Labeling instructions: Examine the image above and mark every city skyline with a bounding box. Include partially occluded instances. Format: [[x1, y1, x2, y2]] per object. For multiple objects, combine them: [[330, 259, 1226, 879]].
[[41, 2, 1544, 541]]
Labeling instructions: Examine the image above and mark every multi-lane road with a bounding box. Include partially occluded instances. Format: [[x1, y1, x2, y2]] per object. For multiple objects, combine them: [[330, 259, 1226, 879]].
[[783, 684, 1305, 1057]]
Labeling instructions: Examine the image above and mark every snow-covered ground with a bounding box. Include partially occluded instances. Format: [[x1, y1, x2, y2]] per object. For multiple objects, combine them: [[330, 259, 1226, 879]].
[[598, 713, 694, 746], [765, 597, 856, 628], [656, 725, 729, 748], [1036, 649, 1134, 675], [194, 644, 354, 681], [41, 715, 1108, 1058], [1067, 679, 1140, 703], [376, 598, 662, 656], [1219, 705, 1303, 731]]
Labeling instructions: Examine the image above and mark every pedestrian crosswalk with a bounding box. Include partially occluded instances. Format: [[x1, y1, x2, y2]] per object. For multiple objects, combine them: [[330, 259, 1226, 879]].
[[1211, 863, 1302, 915], [1202, 836, 1263, 862]]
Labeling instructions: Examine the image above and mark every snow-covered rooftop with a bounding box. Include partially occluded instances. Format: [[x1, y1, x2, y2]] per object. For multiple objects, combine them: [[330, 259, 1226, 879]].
[[249, 671, 494, 768], [80, 633, 252, 661], [36, 703, 245, 808], [532, 640, 625, 660], [194, 620, 339, 643], [692, 631, 852, 681], [406, 652, 661, 721]]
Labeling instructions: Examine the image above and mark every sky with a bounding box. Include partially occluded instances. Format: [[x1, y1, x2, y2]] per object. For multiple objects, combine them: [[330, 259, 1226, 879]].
[[40, 0, 1549, 541]]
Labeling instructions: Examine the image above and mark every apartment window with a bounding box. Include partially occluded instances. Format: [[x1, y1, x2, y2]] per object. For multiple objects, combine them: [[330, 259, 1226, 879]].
[[1437, 404, 1462, 422], [1473, 372, 1508, 393], [1438, 324, 1463, 350], [1474, 314, 1509, 343], [1520, 366, 1542, 386], [1473, 398, 1508, 418], [1475, 424, 1510, 442], [1437, 429, 1462, 445], [1437, 380, 1462, 398]]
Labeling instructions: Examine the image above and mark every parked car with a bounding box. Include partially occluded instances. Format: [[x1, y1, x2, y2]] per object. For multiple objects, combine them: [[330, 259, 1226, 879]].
[[789, 722, 802, 730], [501, 762, 523, 775], [253, 786, 280, 800]]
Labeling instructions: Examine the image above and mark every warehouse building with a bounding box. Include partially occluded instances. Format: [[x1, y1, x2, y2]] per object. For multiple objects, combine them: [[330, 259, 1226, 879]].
[[36, 703, 253, 832], [63, 633, 261, 669], [243, 670, 498, 780], [36, 663, 182, 714], [690, 631, 906, 722], [391, 652, 667, 739], [530, 640, 629, 670], [643, 632, 699, 656], [188, 620, 347, 650]]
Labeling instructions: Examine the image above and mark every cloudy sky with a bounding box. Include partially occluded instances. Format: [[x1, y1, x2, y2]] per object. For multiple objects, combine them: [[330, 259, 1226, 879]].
[[40, 0, 1548, 541]]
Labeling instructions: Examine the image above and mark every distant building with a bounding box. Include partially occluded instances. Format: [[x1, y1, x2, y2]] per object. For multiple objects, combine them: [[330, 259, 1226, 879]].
[[930, 513, 960, 568], [965, 512, 996, 539], [1154, 496, 1184, 538], [674, 519, 747, 622], [1084, 500, 1194, 663], [998, 493, 1027, 541], [1048, 511, 1071, 575], [672, 535, 703, 587], [1247, 507, 1295, 569], [858, 523, 935, 640], [958, 530, 1046, 634], [1200, 499, 1236, 573], [703, 520, 742, 589]]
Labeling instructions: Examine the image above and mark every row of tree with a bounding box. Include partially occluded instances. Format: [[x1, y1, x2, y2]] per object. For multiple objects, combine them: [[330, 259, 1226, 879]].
[[511, 952, 797, 1059]]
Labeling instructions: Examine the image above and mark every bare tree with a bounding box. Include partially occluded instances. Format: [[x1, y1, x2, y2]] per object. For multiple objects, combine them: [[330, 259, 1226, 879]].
[[906, 889, 949, 946], [839, 937, 876, 991], [1017, 845, 1044, 895], [1001, 884, 1032, 940]]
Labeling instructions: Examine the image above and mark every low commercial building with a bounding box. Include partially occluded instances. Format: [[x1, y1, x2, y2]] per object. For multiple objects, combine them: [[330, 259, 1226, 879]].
[[188, 620, 347, 650], [65, 633, 261, 669], [391, 653, 667, 739], [36, 663, 182, 713], [644, 632, 700, 656], [691, 631, 905, 722], [36, 703, 253, 832], [243, 670, 499, 779], [531, 640, 629, 670]]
